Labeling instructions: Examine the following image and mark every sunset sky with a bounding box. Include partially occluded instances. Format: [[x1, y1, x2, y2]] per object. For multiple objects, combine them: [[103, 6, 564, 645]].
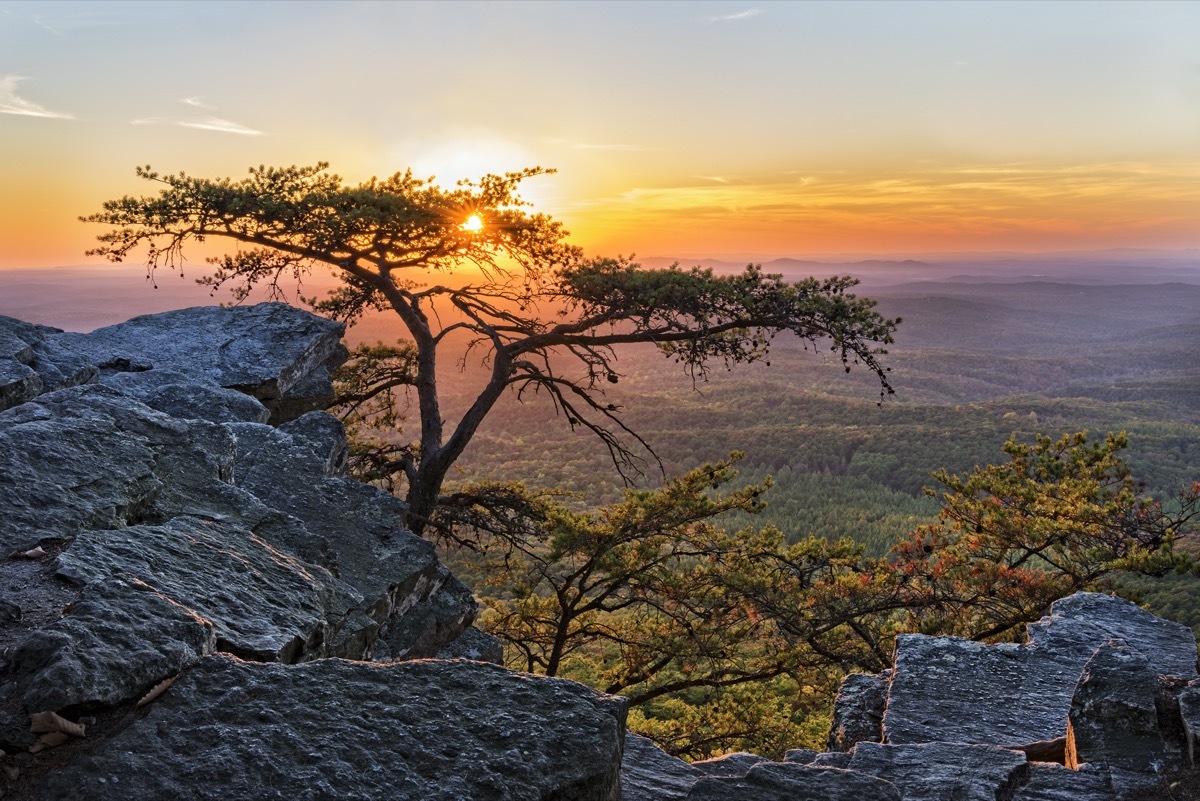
[[1, 0, 1198, 269]]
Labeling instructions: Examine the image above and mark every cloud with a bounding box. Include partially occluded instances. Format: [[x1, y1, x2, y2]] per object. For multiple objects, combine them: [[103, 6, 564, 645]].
[[178, 117, 263, 135], [0, 76, 74, 119], [131, 114, 264, 136], [180, 96, 211, 109], [572, 142, 649, 152], [704, 8, 762, 23]]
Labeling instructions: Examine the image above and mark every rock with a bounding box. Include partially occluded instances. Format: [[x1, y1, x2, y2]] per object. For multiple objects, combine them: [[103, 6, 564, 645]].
[[1066, 639, 1183, 772], [1042, 593, 1198, 679], [826, 670, 889, 751], [227, 421, 475, 659], [57, 303, 348, 423], [437, 626, 505, 665], [783, 748, 819, 764], [847, 742, 1029, 801], [810, 751, 854, 768], [10, 574, 216, 713], [371, 568, 476, 660], [686, 762, 902, 801], [1012, 763, 1114, 801], [0, 359, 40, 412], [1181, 683, 1200, 767], [0, 384, 226, 554], [882, 593, 1199, 750], [30, 656, 628, 801], [0, 316, 96, 412], [0, 600, 19, 625], [53, 516, 360, 664], [100, 368, 270, 423], [621, 733, 699, 801], [691, 751, 768, 777], [278, 410, 349, 475]]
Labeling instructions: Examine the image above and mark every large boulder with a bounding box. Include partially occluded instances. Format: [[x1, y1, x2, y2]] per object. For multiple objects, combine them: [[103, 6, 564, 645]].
[[0, 316, 96, 412], [57, 302, 348, 423], [686, 762, 901, 801], [882, 593, 1199, 751], [847, 742, 1029, 801], [8, 574, 216, 715], [28, 657, 628, 801], [1066, 639, 1185, 772], [621, 733, 700, 801]]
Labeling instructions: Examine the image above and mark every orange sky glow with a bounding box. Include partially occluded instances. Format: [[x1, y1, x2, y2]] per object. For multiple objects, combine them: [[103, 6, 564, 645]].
[[2, 1, 1199, 270]]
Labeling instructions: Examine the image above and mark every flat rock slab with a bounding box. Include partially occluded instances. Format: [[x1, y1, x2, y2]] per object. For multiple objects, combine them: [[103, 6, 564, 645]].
[[621, 733, 700, 801], [0, 315, 96, 412], [57, 303, 346, 402], [847, 742, 1029, 801], [883, 593, 1199, 748], [31, 657, 628, 801], [686, 762, 901, 801], [1013, 763, 1115, 801], [10, 574, 216, 713], [54, 516, 353, 663], [100, 368, 270, 424], [0, 384, 231, 554]]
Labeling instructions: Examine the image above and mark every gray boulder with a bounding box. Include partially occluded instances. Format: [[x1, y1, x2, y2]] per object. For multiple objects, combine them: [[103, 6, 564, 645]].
[[882, 593, 1199, 750], [621, 733, 700, 801], [0, 315, 96, 412], [54, 516, 356, 664], [10, 573, 216, 713], [686, 762, 901, 801], [57, 302, 348, 423], [0, 384, 234, 555], [1066, 639, 1184, 772], [227, 420, 476, 659], [437, 626, 505, 665], [1012, 763, 1115, 801], [30, 656, 628, 801], [826, 670, 889, 752], [847, 742, 1029, 801], [100, 368, 270, 423]]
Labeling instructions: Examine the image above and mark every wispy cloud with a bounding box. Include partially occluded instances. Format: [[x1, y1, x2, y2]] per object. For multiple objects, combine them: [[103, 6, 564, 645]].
[[178, 117, 263, 136], [704, 8, 762, 23], [572, 142, 649, 152], [180, 96, 211, 109], [0, 76, 74, 119], [132, 110, 264, 136]]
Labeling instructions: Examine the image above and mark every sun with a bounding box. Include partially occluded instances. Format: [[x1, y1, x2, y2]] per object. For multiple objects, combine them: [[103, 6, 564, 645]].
[[462, 214, 484, 233]]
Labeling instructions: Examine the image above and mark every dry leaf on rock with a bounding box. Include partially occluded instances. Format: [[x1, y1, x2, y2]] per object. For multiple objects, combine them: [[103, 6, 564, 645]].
[[136, 675, 178, 707], [28, 732, 71, 753], [28, 711, 85, 738], [10, 546, 46, 559]]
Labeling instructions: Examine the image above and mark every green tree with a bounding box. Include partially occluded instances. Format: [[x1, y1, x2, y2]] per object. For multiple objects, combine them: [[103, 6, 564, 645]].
[[890, 430, 1200, 640], [86, 163, 898, 533], [449, 434, 1197, 757]]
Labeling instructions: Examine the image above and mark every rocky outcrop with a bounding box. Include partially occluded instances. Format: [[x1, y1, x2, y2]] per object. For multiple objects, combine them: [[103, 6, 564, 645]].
[[0, 304, 626, 800], [56, 303, 347, 423], [31, 657, 627, 801], [621, 592, 1200, 800], [882, 593, 1197, 753]]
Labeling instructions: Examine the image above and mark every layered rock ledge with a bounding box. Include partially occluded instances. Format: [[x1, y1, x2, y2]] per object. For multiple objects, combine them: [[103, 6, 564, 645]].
[[0, 304, 624, 800], [620, 592, 1200, 801]]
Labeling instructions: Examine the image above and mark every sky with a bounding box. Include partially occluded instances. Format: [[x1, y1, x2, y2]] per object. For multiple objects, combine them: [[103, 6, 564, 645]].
[[1, 0, 1199, 269]]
